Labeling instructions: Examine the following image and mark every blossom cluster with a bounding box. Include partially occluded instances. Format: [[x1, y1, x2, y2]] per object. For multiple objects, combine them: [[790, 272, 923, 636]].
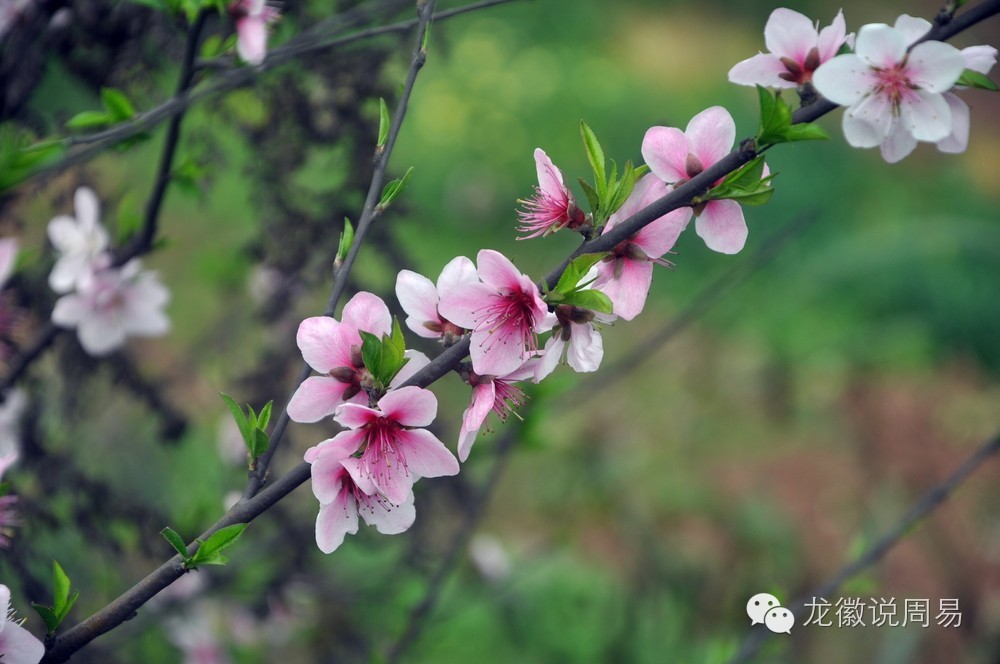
[[286, 4, 997, 555], [47, 187, 171, 356]]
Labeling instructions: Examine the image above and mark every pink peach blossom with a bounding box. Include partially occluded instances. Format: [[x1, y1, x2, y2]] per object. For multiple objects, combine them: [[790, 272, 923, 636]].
[[438, 250, 550, 376], [642, 106, 755, 254], [304, 386, 458, 505], [729, 8, 851, 89], [516, 148, 586, 238], [46, 187, 109, 293], [0, 585, 43, 664], [457, 360, 536, 462], [395, 256, 476, 343], [230, 0, 280, 66]]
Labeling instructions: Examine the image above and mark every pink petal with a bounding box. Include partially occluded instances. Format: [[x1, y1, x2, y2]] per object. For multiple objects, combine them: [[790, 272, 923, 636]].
[[340, 291, 392, 337], [286, 376, 353, 423], [457, 422, 481, 463], [879, 117, 919, 163], [0, 584, 9, 615], [686, 106, 735, 168], [763, 8, 818, 63], [899, 89, 952, 142], [533, 334, 564, 382], [469, 327, 527, 376], [533, 148, 564, 195], [936, 93, 970, 154], [854, 24, 906, 69], [437, 281, 495, 329], [696, 199, 747, 254], [377, 386, 437, 427], [728, 54, 796, 89], [396, 270, 441, 338], [359, 489, 416, 534], [390, 349, 430, 388], [458, 383, 495, 461], [51, 293, 86, 326], [396, 428, 459, 479], [333, 402, 380, 430], [296, 317, 349, 373], [566, 322, 603, 373], [311, 451, 348, 503], [817, 10, 848, 62], [0, 621, 46, 663], [906, 41, 965, 92], [78, 316, 126, 356], [641, 126, 689, 183], [634, 207, 690, 258], [502, 357, 540, 382], [306, 430, 366, 464], [594, 259, 653, 321], [236, 16, 268, 65], [813, 54, 874, 106], [476, 249, 522, 291], [437, 255, 478, 293], [315, 498, 358, 554], [610, 172, 667, 223]]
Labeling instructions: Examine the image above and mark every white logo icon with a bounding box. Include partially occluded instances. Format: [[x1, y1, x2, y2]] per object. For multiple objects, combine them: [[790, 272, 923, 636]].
[[747, 592, 795, 633]]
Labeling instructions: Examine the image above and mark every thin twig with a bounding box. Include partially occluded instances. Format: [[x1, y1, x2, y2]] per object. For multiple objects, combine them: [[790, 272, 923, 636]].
[[728, 430, 1000, 664]]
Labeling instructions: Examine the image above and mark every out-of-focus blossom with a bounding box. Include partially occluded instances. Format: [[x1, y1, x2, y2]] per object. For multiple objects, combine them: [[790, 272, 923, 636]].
[[47, 187, 110, 293], [395, 257, 475, 344], [812, 21, 965, 163], [304, 386, 458, 506], [438, 250, 549, 376], [230, 0, 280, 66], [516, 148, 586, 238], [51, 259, 170, 356], [642, 107, 757, 254], [592, 174, 688, 319], [166, 602, 232, 664], [729, 8, 852, 89], [0, 585, 44, 664], [468, 534, 512, 582]]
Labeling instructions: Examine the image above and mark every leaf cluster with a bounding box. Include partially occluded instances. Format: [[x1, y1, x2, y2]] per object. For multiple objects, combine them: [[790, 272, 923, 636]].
[[578, 121, 647, 226], [220, 393, 273, 467], [546, 253, 614, 314], [360, 319, 410, 389], [160, 523, 248, 569], [31, 561, 79, 635]]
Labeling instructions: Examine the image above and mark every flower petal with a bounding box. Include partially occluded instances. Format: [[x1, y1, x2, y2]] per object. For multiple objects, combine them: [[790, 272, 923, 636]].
[[879, 117, 919, 163], [634, 207, 690, 258], [906, 40, 965, 92], [469, 327, 526, 376], [728, 53, 796, 89], [892, 14, 932, 45], [961, 45, 998, 75], [854, 24, 906, 69], [476, 249, 522, 291], [936, 93, 970, 154], [899, 89, 952, 142], [817, 10, 848, 61], [378, 386, 437, 427], [340, 291, 391, 337], [315, 498, 358, 554], [843, 93, 893, 146], [695, 199, 747, 255], [396, 428, 459, 479], [763, 7, 817, 63], [333, 402, 380, 430], [594, 258, 653, 321], [396, 270, 441, 338], [359, 488, 415, 534], [437, 255, 479, 293], [533, 148, 564, 195], [311, 452, 348, 504], [287, 376, 352, 423], [566, 322, 603, 373], [389, 349, 430, 388], [437, 280, 495, 329], [236, 16, 268, 65], [533, 334, 564, 383], [641, 126, 689, 183], [74, 186, 100, 232], [686, 106, 735, 168], [296, 316, 349, 373], [813, 54, 875, 106]]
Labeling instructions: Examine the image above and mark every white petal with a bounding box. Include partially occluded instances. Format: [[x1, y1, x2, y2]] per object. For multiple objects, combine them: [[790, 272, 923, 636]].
[[899, 89, 952, 142], [812, 55, 875, 106], [892, 14, 932, 45], [906, 41, 965, 92], [936, 93, 970, 154], [854, 24, 906, 70], [879, 118, 919, 163], [962, 45, 998, 75], [842, 94, 893, 147]]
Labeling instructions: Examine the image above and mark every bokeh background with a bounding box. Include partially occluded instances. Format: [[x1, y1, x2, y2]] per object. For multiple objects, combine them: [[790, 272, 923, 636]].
[[2, 0, 1000, 661]]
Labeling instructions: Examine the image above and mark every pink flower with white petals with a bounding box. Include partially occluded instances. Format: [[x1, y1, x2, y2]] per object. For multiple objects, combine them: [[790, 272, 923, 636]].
[[0, 585, 44, 664], [438, 250, 550, 377], [305, 386, 458, 505], [812, 22, 965, 163], [51, 259, 170, 356], [230, 0, 280, 66], [516, 148, 586, 238], [642, 107, 756, 255], [288, 292, 432, 423], [592, 174, 690, 318], [306, 443, 415, 553], [395, 256, 476, 344], [47, 186, 110, 293], [457, 360, 536, 462], [729, 8, 851, 89], [534, 304, 612, 382]]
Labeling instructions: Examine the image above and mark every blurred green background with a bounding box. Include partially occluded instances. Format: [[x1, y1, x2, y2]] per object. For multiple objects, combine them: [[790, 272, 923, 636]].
[[2, 0, 1000, 662]]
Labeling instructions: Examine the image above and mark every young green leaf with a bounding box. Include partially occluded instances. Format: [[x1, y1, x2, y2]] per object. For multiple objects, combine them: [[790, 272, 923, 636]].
[[65, 111, 113, 131], [160, 526, 190, 560], [578, 178, 600, 216], [257, 400, 273, 430], [559, 289, 614, 315], [100, 88, 135, 122], [378, 166, 414, 210], [188, 523, 248, 568], [219, 393, 251, 444], [957, 68, 999, 91], [580, 121, 607, 201], [31, 604, 59, 634], [554, 253, 605, 296], [377, 98, 390, 148], [783, 122, 830, 142], [336, 218, 354, 269]]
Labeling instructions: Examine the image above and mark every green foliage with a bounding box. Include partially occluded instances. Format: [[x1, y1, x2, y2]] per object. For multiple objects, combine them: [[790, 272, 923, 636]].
[[359, 318, 409, 389], [160, 524, 248, 569], [704, 154, 775, 207], [219, 393, 273, 467], [377, 166, 414, 211], [756, 86, 829, 146], [377, 98, 391, 148], [0, 128, 65, 192], [31, 561, 80, 635], [547, 253, 614, 314], [957, 68, 999, 91], [65, 87, 136, 132], [336, 217, 355, 269], [578, 121, 646, 225]]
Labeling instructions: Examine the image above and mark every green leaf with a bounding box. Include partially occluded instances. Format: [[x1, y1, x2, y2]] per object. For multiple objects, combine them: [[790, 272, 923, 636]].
[[336, 218, 354, 268], [578, 178, 600, 216], [160, 527, 190, 559], [100, 88, 135, 122], [783, 122, 830, 142], [604, 160, 642, 215], [188, 524, 247, 568], [757, 86, 793, 146], [31, 604, 59, 634], [554, 253, 605, 295], [359, 330, 382, 380], [718, 155, 766, 191], [378, 166, 414, 209], [560, 288, 614, 315], [219, 393, 251, 446], [52, 561, 71, 615], [65, 111, 112, 131], [722, 186, 775, 207], [579, 121, 606, 201], [248, 428, 269, 460], [0, 136, 66, 192], [957, 68, 999, 91], [257, 400, 273, 430], [377, 98, 390, 148]]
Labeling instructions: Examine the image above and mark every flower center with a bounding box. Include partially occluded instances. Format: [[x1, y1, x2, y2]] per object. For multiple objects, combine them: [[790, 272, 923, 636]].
[[874, 62, 915, 105], [359, 417, 410, 491], [472, 290, 539, 357]]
